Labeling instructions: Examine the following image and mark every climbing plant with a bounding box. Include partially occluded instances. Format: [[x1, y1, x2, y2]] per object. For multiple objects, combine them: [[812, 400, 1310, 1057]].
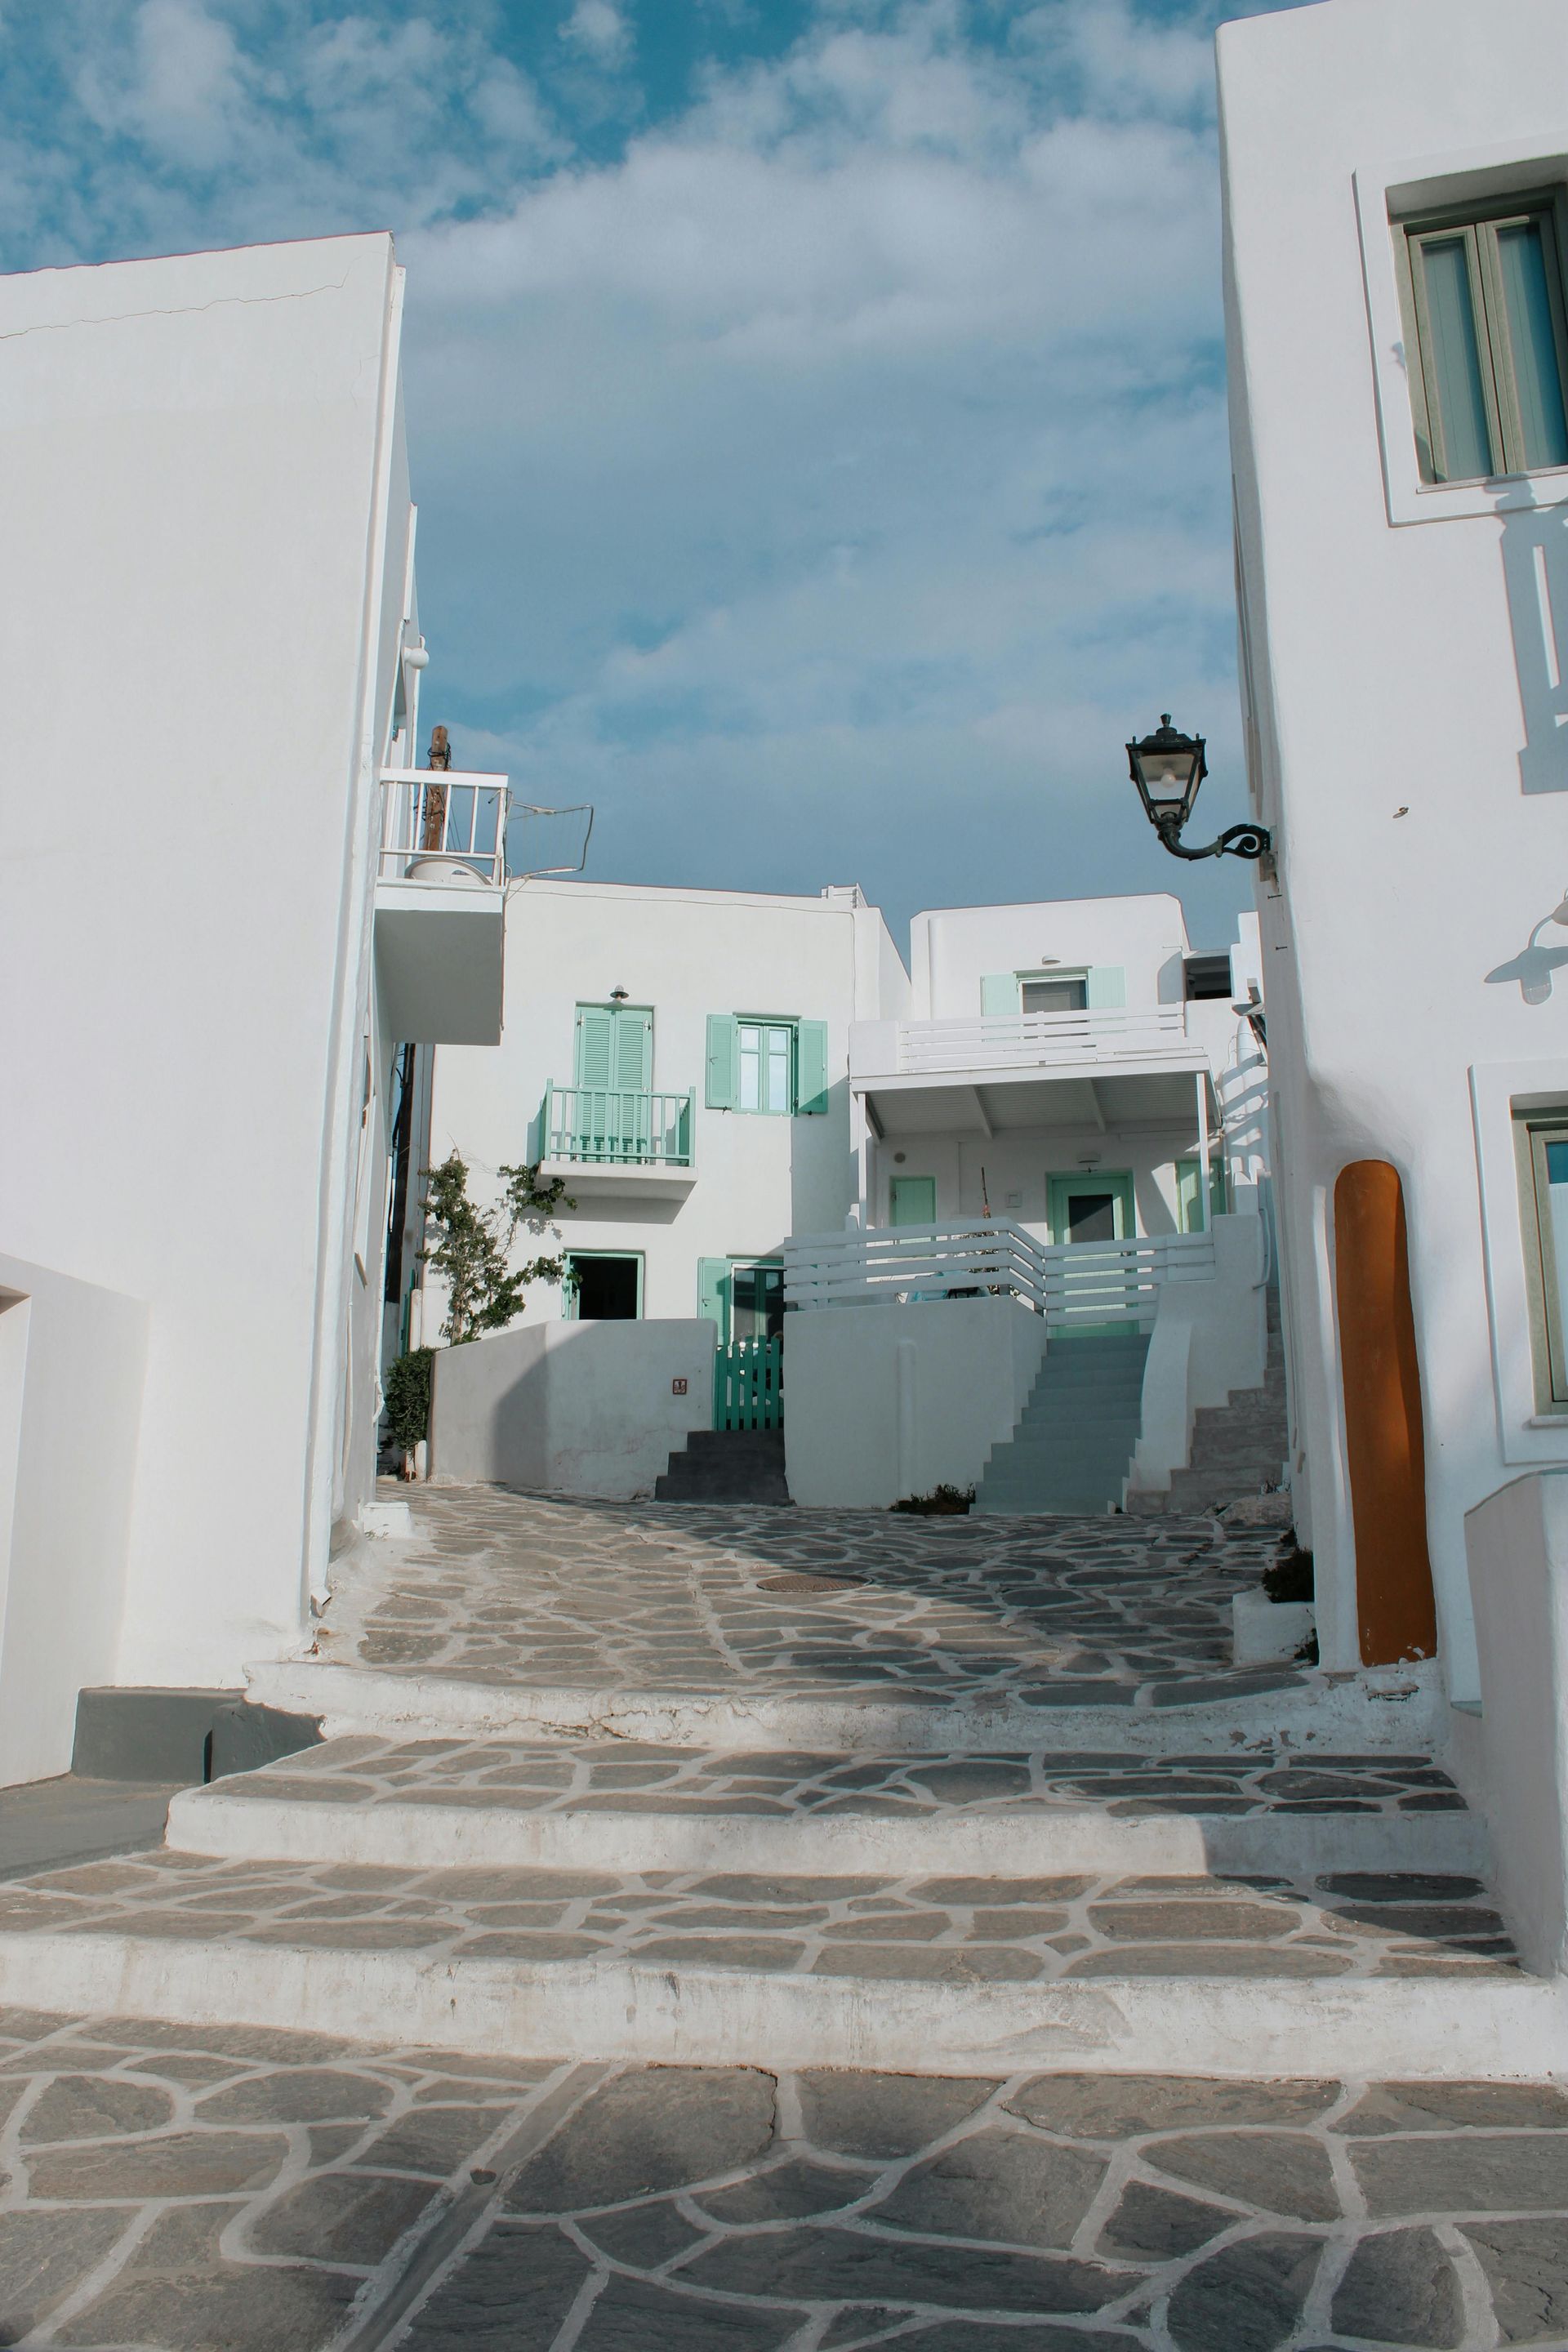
[[421, 1152, 575, 1345]]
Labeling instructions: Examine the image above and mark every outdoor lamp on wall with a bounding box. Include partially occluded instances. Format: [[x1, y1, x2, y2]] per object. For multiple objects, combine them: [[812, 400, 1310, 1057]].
[[1125, 715, 1273, 866]]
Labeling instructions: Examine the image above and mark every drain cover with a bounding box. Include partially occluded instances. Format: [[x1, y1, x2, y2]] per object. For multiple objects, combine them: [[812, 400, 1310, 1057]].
[[757, 1572, 865, 1595]]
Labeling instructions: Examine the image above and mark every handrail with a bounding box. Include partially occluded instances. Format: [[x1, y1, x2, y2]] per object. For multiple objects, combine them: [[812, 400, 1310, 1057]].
[[378, 769, 509, 886], [543, 1082, 695, 1168], [850, 1004, 1191, 1081], [782, 1218, 1215, 1326]]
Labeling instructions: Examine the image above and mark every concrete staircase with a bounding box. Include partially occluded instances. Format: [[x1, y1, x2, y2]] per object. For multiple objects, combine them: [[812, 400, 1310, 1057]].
[[1143, 1287, 1289, 1516], [654, 1426, 791, 1504], [974, 1330, 1150, 1516]]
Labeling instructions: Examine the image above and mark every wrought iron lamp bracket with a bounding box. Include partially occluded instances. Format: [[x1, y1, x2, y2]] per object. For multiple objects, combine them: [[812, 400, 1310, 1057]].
[[1152, 814, 1274, 865]]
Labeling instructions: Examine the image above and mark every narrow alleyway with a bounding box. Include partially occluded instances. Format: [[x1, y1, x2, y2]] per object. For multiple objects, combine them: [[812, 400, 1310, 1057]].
[[0, 1490, 1562, 2351]]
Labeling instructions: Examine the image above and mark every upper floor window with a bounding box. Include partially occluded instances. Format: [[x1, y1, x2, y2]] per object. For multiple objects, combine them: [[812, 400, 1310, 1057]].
[[1398, 194, 1568, 483], [1516, 1107, 1568, 1411], [738, 1020, 793, 1114], [706, 1013, 830, 1115], [981, 967, 1124, 1015], [1020, 974, 1087, 1015]]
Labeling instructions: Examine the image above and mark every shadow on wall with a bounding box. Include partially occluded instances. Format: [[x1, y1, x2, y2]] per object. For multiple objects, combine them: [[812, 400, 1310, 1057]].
[[1501, 498, 1568, 796], [1485, 885, 1568, 1004]]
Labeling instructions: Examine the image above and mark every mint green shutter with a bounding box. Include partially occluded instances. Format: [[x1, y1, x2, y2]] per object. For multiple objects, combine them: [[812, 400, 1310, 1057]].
[[1086, 966, 1126, 1009], [980, 973, 1017, 1015], [612, 1008, 651, 1092], [575, 1004, 615, 1089], [1176, 1159, 1200, 1235], [697, 1257, 730, 1338], [795, 1020, 829, 1114], [706, 1014, 737, 1108]]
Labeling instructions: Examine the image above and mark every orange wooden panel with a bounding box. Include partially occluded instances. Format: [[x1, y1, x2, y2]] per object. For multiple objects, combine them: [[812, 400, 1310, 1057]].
[[1333, 1160, 1438, 1665]]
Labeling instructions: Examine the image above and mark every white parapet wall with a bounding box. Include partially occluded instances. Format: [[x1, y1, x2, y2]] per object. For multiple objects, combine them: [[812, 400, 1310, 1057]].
[[429, 1319, 716, 1501], [1127, 1214, 1269, 1502], [1459, 1470, 1568, 1976], [0, 1256, 148, 1790], [785, 1295, 1046, 1509]]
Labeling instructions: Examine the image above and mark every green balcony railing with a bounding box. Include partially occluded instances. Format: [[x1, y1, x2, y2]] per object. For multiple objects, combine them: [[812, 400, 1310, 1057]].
[[542, 1083, 695, 1168]]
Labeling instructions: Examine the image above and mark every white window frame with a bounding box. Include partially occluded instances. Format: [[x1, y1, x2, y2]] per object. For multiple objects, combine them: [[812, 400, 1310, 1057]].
[[1356, 140, 1568, 526], [1470, 1058, 1568, 1460]]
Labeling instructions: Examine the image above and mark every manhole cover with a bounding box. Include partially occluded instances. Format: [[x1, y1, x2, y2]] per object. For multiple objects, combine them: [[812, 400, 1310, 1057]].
[[757, 1573, 865, 1595]]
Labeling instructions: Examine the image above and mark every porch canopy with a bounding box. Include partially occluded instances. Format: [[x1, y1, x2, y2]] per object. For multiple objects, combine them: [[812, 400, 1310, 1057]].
[[854, 1058, 1218, 1142]]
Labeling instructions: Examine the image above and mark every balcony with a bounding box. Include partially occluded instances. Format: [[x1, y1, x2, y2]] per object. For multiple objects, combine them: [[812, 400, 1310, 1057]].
[[374, 771, 509, 1046], [848, 1005, 1211, 1138], [536, 1083, 697, 1199]]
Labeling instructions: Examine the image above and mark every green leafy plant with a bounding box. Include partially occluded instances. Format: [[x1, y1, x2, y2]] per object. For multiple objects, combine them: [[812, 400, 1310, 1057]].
[[421, 1152, 575, 1346], [382, 1348, 433, 1459], [891, 1483, 975, 1517]]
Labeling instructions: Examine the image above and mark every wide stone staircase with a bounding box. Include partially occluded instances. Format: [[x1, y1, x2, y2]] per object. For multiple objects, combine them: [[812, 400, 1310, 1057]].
[[975, 1330, 1150, 1515], [0, 1488, 1552, 2093]]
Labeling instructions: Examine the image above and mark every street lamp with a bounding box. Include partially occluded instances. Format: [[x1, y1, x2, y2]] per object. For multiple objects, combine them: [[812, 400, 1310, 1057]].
[[1125, 715, 1273, 865]]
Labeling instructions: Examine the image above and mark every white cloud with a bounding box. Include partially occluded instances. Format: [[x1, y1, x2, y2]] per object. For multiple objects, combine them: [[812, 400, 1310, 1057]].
[[559, 0, 633, 68]]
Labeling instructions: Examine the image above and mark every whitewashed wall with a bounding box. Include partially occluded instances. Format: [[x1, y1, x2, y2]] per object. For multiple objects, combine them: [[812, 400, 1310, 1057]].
[[0, 1258, 148, 1788], [1220, 0, 1568, 1689], [430, 1320, 715, 1499], [0, 235, 413, 1722], [785, 1297, 1047, 1509], [910, 895, 1192, 1020]]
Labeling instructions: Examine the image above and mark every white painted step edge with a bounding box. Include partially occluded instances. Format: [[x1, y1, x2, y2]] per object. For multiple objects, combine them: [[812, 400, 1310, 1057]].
[[167, 1784, 1490, 1885], [0, 1928, 1559, 2081], [247, 1659, 1447, 1758]]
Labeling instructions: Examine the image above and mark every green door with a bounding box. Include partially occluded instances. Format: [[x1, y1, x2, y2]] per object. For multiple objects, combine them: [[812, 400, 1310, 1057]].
[[1175, 1157, 1227, 1233], [1047, 1171, 1134, 1245], [890, 1176, 937, 1227], [574, 1004, 652, 1092]]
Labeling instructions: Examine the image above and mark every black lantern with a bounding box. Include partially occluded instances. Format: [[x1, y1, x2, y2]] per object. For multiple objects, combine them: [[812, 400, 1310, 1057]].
[[1124, 713, 1272, 865]]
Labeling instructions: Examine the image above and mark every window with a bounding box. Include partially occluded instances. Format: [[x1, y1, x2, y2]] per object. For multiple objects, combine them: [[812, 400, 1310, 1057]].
[[706, 1016, 830, 1114], [697, 1258, 785, 1341], [738, 1021, 793, 1114], [1399, 195, 1568, 483], [566, 1252, 643, 1320], [1021, 975, 1088, 1015], [1517, 1111, 1568, 1408], [1183, 954, 1232, 1003], [574, 1003, 652, 1094]]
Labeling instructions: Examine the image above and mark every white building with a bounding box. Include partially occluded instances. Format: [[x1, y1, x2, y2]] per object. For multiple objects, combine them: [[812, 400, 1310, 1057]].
[[420, 877, 908, 1350], [0, 234, 503, 1785], [419, 881, 1270, 1512]]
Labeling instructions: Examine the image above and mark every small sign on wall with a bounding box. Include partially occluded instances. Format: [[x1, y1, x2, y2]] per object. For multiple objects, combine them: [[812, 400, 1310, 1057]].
[[671, 1378, 688, 1396]]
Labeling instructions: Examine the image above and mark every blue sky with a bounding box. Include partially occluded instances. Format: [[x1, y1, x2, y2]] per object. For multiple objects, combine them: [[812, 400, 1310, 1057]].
[[2, 0, 1302, 951]]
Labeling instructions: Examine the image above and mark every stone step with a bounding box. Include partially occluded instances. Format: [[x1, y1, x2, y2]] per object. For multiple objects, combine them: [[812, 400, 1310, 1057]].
[[655, 1428, 791, 1506], [0, 1844, 1548, 2080], [245, 1653, 1447, 1757], [167, 1732, 1488, 1883]]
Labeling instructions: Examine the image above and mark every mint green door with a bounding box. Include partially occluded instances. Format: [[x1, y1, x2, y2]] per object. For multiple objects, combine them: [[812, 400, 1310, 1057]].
[[1047, 1170, 1134, 1245], [889, 1176, 937, 1227]]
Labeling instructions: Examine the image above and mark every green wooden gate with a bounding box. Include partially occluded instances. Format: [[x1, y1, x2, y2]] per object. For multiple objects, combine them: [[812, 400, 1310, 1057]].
[[715, 1336, 783, 1431]]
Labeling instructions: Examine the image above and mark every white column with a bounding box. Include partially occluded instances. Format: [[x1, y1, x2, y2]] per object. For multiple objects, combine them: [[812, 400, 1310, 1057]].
[[1196, 1071, 1211, 1232]]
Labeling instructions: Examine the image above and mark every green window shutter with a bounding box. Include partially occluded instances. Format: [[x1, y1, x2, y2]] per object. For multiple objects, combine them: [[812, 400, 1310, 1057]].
[[980, 973, 1018, 1016], [795, 1020, 829, 1114], [697, 1257, 730, 1337], [706, 1013, 738, 1108], [612, 1008, 652, 1093], [1175, 1158, 1200, 1235], [574, 1004, 615, 1089], [1086, 965, 1126, 1009]]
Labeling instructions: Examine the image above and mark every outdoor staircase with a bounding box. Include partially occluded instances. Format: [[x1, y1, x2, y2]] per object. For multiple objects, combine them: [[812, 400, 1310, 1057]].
[[1137, 1285, 1290, 1516], [974, 1329, 1150, 1515], [654, 1426, 791, 1503], [0, 1486, 1552, 2109]]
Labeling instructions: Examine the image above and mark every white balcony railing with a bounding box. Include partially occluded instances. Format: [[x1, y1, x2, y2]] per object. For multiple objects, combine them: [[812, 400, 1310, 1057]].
[[782, 1218, 1215, 1327], [849, 1004, 1189, 1083], [379, 769, 509, 886]]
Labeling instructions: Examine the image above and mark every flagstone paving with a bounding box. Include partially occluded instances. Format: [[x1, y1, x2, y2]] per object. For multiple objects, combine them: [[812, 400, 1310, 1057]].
[[202, 1731, 1468, 1826], [0, 1849, 1515, 1983], [315, 1490, 1303, 1712], [5, 2003, 1568, 2350]]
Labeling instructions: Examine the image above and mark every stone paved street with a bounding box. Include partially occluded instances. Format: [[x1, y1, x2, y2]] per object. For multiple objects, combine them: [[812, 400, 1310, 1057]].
[[207, 1730, 1470, 1828], [314, 1490, 1300, 1712], [6, 2004, 1568, 2350], [0, 1848, 1515, 1986]]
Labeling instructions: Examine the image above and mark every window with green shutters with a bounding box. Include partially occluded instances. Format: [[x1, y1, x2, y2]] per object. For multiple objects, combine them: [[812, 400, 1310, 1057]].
[[980, 968, 1125, 1014], [705, 1015, 829, 1114], [1398, 194, 1568, 483]]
